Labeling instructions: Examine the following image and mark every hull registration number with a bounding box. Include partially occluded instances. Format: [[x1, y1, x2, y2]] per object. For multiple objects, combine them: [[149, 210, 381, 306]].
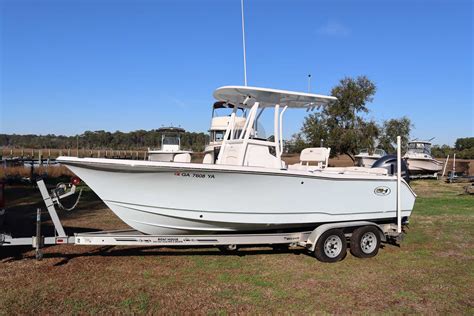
[[175, 171, 215, 179]]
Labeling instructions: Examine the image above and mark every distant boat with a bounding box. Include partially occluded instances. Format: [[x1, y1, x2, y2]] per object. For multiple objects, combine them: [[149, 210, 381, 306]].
[[403, 140, 442, 175], [354, 148, 387, 168], [147, 127, 192, 163]]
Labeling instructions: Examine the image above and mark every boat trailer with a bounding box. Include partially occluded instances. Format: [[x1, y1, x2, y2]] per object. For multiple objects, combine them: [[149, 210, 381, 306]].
[[1, 137, 407, 263], [0, 178, 405, 263]]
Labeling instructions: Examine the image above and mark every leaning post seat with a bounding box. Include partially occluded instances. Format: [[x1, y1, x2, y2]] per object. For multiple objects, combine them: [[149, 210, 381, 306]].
[[299, 147, 331, 168]]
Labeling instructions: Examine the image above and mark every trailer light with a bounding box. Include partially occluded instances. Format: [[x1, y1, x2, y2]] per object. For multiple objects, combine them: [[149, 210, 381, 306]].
[[71, 177, 81, 186]]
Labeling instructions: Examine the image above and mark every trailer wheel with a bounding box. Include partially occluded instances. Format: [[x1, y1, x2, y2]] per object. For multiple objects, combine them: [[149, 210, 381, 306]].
[[350, 226, 381, 258], [314, 229, 347, 263]]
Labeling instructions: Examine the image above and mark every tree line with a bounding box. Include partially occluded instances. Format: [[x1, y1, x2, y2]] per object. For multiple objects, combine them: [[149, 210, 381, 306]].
[[1, 76, 471, 159], [0, 130, 209, 152], [431, 138, 474, 159]]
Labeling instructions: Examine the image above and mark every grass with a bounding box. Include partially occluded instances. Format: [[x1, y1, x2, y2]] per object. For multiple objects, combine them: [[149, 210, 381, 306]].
[[0, 165, 73, 179], [0, 179, 472, 314]]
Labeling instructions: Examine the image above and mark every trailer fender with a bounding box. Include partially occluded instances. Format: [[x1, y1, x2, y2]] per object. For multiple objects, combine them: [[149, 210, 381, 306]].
[[306, 221, 386, 252]]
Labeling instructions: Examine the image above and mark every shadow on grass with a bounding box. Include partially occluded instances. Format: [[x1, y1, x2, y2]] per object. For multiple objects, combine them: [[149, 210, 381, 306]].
[[2, 183, 314, 266], [0, 246, 33, 262], [1, 182, 113, 262], [8, 246, 307, 266], [3, 183, 107, 238]]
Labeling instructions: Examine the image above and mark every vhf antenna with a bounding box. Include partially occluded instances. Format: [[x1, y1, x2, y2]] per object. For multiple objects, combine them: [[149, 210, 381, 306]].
[[241, 0, 248, 86], [308, 74, 312, 92]]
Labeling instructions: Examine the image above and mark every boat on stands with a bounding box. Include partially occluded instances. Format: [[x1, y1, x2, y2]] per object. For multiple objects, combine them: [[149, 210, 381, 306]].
[[403, 140, 442, 176]]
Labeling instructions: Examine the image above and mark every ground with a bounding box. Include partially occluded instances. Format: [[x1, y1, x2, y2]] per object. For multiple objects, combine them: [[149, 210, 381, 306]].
[[0, 179, 473, 314]]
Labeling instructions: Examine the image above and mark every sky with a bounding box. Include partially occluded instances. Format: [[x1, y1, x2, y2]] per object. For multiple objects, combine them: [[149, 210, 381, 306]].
[[0, 0, 472, 146]]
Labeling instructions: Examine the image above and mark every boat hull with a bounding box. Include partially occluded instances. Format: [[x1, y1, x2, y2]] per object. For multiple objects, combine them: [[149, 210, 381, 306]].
[[406, 158, 443, 175], [58, 157, 416, 235]]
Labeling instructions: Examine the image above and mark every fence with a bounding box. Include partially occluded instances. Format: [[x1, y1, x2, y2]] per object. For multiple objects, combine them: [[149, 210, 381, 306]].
[[0, 148, 149, 161]]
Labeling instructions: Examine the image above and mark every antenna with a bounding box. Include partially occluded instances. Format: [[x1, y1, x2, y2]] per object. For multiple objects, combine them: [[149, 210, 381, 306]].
[[308, 74, 311, 92], [241, 0, 248, 86]]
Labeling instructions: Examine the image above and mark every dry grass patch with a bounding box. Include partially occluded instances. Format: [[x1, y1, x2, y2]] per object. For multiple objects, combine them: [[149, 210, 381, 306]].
[[0, 165, 73, 179]]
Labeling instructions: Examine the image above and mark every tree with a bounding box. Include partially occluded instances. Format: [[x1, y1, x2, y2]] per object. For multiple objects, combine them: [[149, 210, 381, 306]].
[[0, 130, 209, 151], [286, 133, 308, 154], [431, 144, 453, 158], [299, 76, 379, 161], [455, 137, 474, 151], [378, 117, 413, 153]]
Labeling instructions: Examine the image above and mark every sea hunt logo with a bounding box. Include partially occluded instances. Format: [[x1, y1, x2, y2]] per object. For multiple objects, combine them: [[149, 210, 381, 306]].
[[374, 186, 391, 196]]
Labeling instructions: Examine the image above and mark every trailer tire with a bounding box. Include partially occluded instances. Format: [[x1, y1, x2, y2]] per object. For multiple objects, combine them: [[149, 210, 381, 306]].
[[314, 229, 347, 263], [350, 226, 381, 258]]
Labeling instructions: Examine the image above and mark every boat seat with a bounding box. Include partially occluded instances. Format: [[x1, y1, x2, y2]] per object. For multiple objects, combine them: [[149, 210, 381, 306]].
[[173, 153, 191, 163], [202, 153, 214, 164], [290, 147, 331, 169]]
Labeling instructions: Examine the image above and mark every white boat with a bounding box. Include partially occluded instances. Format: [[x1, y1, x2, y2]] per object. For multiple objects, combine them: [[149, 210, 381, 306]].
[[403, 140, 443, 175], [147, 127, 192, 162], [355, 148, 387, 168], [58, 86, 416, 235]]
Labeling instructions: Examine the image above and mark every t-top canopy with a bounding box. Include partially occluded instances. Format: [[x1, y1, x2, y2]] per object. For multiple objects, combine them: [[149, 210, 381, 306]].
[[213, 86, 337, 108], [408, 140, 433, 145]]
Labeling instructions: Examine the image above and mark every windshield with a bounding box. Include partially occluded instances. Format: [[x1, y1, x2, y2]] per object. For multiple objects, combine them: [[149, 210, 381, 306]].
[[213, 107, 245, 118], [210, 130, 244, 142], [408, 143, 431, 155], [374, 149, 386, 156], [212, 131, 225, 142], [162, 135, 180, 145]]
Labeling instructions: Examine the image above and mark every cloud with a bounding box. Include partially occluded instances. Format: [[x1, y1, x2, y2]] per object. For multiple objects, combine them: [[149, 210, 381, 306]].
[[317, 21, 351, 37]]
